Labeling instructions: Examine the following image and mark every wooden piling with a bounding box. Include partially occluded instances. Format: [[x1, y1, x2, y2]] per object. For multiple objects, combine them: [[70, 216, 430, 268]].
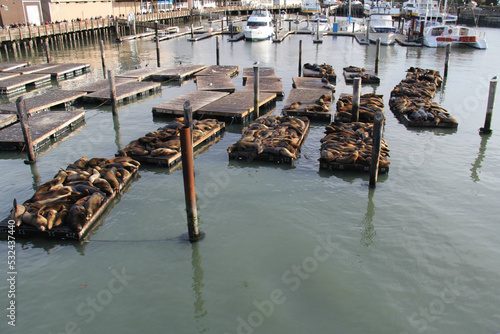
[[298, 40, 302, 77], [44, 39, 50, 63], [191, 23, 194, 39], [375, 38, 381, 74], [108, 70, 118, 116], [100, 40, 107, 79], [155, 21, 160, 67], [366, 19, 370, 39], [351, 77, 361, 122], [444, 43, 451, 79], [254, 63, 260, 118], [369, 111, 384, 188], [16, 97, 36, 164], [181, 101, 200, 242], [216, 36, 220, 66], [480, 77, 497, 134]]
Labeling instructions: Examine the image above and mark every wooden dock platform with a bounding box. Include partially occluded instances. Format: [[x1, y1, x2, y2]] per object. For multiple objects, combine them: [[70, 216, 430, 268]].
[[196, 76, 236, 93], [228, 32, 245, 42], [282, 88, 333, 121], [38, 63, 91, 80], [153, 90, 229, 116], [343, 69, 380, 84], [0, 72, 20, 81], [149, 65, 207, 81], [244, 76, 284, 97], [292, 77, 335, 92], [187, 31, 221, 41], [119, 31, 155, 42], [195, 65, 239, 77], [302, 65, 337, 84], [273, 30, 293, 43], [0, 90, 87, 114], [0, 110, 85, 151], [4, 63, 60, 75], [70, 77, 136, 93], [82, 81, 161, 105], [197, 91, 277, 123], [354, 33, 370, 45], [115, 67, 164, 81], [242, 67, 276, 82], [395, 38, 423, 47], [0, 62, 29, 72], [0, 114, 17, 130], [0, 74, 52, 95]]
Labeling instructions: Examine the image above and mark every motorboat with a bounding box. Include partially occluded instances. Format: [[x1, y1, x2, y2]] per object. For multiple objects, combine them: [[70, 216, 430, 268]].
[[368, 4, 397, 45], [423, 25, 487, 49], [308, 14, 332, 32], [401, 0, 457, 23], [243, 9, 275, 41]]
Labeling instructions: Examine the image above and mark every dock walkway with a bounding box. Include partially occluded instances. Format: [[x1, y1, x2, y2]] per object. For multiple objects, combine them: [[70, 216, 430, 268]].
[[153, 91, 229, 117], [0, 90, 87, 114]]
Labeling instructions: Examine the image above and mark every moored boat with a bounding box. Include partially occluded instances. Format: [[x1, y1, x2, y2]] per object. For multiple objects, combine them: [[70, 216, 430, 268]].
[[243, 8, 275, 41], [423, 25, 487, 49]]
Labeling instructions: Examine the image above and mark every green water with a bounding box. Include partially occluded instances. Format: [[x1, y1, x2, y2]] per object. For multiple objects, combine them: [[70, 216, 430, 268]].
[[1, 23, 499, 334]]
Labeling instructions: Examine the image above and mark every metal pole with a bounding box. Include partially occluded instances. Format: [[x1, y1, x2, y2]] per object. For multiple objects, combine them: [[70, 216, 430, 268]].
[[155, 21, 160, 67], [298, 40, 302, 77], [480, 77, 497, 134], [108, 70, 118, 116], [16, 97, 36, 163], [369, 111, 384, 188], [100, 40, 107, 79], [253, 62, 260, 118], [375, 38, 381, 74], [351, 77, 361, 122], [181, 101, 200, 242], [444, 43, 451, 79]]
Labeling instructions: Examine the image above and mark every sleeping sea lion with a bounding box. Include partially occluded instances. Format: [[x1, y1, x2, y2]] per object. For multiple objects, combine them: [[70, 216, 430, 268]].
[[84, 192, 105, 220], [67, 204, 87, 232], [10, 199, 26, 227]]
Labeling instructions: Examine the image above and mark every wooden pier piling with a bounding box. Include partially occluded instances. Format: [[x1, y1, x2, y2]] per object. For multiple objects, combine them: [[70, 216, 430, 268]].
[[298, 40, 302, 77], [108, 70, 118, 116], [100, 40, 107, 79], [216, 37, 220, 66], [44, 39, 50, 63], [369, 111, 384, 188], [351, 77, 361, 122], [444, 43, 451, 79], [375, 38, 381, 74], [16, 97, 36, 164], [181, 101, 200, 242], [155, 22, 161, 67], [254, 63, 260, 118], [480, 77, 497, 134]]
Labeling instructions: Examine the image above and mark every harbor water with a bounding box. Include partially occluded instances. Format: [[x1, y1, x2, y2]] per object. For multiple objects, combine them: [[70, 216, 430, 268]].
[[1, 24, 500, 334]]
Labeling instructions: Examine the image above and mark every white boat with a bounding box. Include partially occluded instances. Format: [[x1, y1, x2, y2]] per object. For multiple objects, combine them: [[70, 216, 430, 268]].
[[302, 0, 321, 13], [423, 25, 487, 49], [308, 14, 332, 32], [402, 0, 457, 23], [243, 9, 275, 41], [338, 18, 366, 32], [368, 4, 397, 45]]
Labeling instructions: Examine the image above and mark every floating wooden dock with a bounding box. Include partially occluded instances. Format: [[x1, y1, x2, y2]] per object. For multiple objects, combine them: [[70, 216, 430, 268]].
[[0, 62, 29, 72], [152, 90, 229, 117], [196, 76, 236, 93], [70, 77, 136, 93], [302, 64, 337, 84], [115, 67, 165, 81], [187, 31, 221, 41], [0, 159, 139, 241], [195, 65, 239, 77], [273, 30, 293, 42], [0, 114, 17, 130], [335, 93, 385, 123], [4, 63, 60, 75], [197, 91, 277, 123], [38, 63, 91, 80], [354, 33, 370, 45], [244, 76, 284, 97], [0, 74, 52, 95], [0, 72, 20, 81], [292, 77, 335, 92], [395, 38, 423, 47], [343, 69, 380, 84], [124, 121, 225, 167], [282, 88, 333, 121], [119, 31, 155, 42], [0, 90, 87, 114], [0, 110, 85, 151], [228, 32, 245, 42], [82, 81, 161, 105], [242, 67, 276, 84], [149, 65, 207, 81]]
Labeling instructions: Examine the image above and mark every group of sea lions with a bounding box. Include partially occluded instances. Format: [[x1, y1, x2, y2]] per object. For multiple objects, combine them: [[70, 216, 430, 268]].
[[121, 118, 221, 158], [228, 115, 308, 161], [343, 66, 379, 83], [389, 67, 457, 126], [335, 93, 385, 123], [10, 156, 140, 232], [304, 63, 336, 78], [285, 94, 333, 114], [319, 122, 390, 167]]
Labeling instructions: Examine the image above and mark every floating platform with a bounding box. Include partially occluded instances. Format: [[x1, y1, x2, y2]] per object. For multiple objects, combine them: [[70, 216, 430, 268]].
[[242, 67, 276, 84], [82, 81, 161, 105], [149, 65, 207, 81], [38, 63, 91, 80], [292, 77, 336, 92], [395, 38, 423, 47], [0, 72, 20, 81], [282, 88, 333, 121], [4, 63, 59, 75], [302, 64, 337, 84], [0, 62, 29, 72], [187, 31, 221, 41], [228, 32, 245, 42], [0, 90, 87, 115], [124, 121, 225, 168], [243, 76, 284, 97], [152, 90, 229, 117], [354, 33, 370, 45], [115, 67, 165, 81], [0, 158, 139, 241], [0, 110, 85, 151], [335, 93, 385, 123], [273, 30, 293, 42], [196, 75, 236, 93], [195, 65, 239, 77], [343, 69, 380, 84], [228, 115, 310, 165], [0, 114, 17, 130], [70, 77, 136, 93], [0, 74, 52, 95], [197, 91, 277, 123], [119, 32, 155, 42]]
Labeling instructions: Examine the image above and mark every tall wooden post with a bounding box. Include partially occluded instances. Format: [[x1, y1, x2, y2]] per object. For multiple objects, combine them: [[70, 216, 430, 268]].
[[100, 40, 106, 78], [366, 19, 370, 39], [44, 39, 50, 63], [298, 40, 302, 77], [16, 97, 36, 164], [155, 21, 160, 67], [375, 38, 381, 74], [108, 70, 118, 116], [351, 77, 361, 122], [181, 101, 200, 242], [444, 43, 451, 79], [216, 36, 220, 66], [369, 111, 384, 188], [253, 63, 260, 118], [191, 23, 194, 39], [480, 77, 497, 134]]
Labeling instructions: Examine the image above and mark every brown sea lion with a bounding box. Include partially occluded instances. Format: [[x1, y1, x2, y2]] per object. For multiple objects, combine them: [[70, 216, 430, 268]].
[[52, 208, 68, 228], [84, 192, 105, 220], [93, 178, 113, 196], [22, 210, 48, 231], [67, 204, 87, 232], [10, 199, 26, 227], [44, 209, 58, 230]]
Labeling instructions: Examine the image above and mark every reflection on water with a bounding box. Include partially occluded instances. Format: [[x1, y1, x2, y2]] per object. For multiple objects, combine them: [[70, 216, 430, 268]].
[[29, 161, 41, 190], [191, 241, 208, 333], [361, 188, 376, 247], [113, 114, 122, 151], [470, 132, 491, 182]]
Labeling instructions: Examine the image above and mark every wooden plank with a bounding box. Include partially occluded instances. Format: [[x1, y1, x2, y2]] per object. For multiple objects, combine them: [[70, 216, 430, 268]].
[[82, 81, 161, 104], [115, 67, 165, 81], [70, 77, 136, 93], [0, 72, 21, 80], [0, 74, 52, 95], [198, 91, 276, 120], [195, 65, 239, 77], [119, 32, 155, 42], [272, 30, 293, 42], [0, 110, 85, 150], [152, 90, 229, 116], [196, 75, 236, 93], [187, 31, 221, 41], [0, 114, 17, 130], [0, 62, 30, 72], [244, 76, 284, 97], [343, 69, 380, 84], [4, 63, 60, 75], [0, 90, 87, 114], [37, 63, 91, 80], [292, 77, 335, 91], [282, 88, 333, 121], [149, 65, 207, 81], [228, 32, 245, 42], [242, 67, 276, 81]]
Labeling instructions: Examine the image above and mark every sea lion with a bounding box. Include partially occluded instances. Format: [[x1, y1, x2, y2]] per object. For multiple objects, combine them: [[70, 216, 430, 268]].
[[10, 199, 26, 227], [103, 167, 120, 192], [92, 178, 113, 196], [28, 186, 74, 205], [70, 183, 103, 196], [88, 169, 101, 184], [21, 210, 48, 231], [84, 192, 105, 220], [87, 158, 107, 167], [44, 209, 58, 230], [151, 148, 178, 156], [107, 156, 140, 167], [67, 204, 87, 232], [53, 208, 68, 228], [72, 157, 89, 169]]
